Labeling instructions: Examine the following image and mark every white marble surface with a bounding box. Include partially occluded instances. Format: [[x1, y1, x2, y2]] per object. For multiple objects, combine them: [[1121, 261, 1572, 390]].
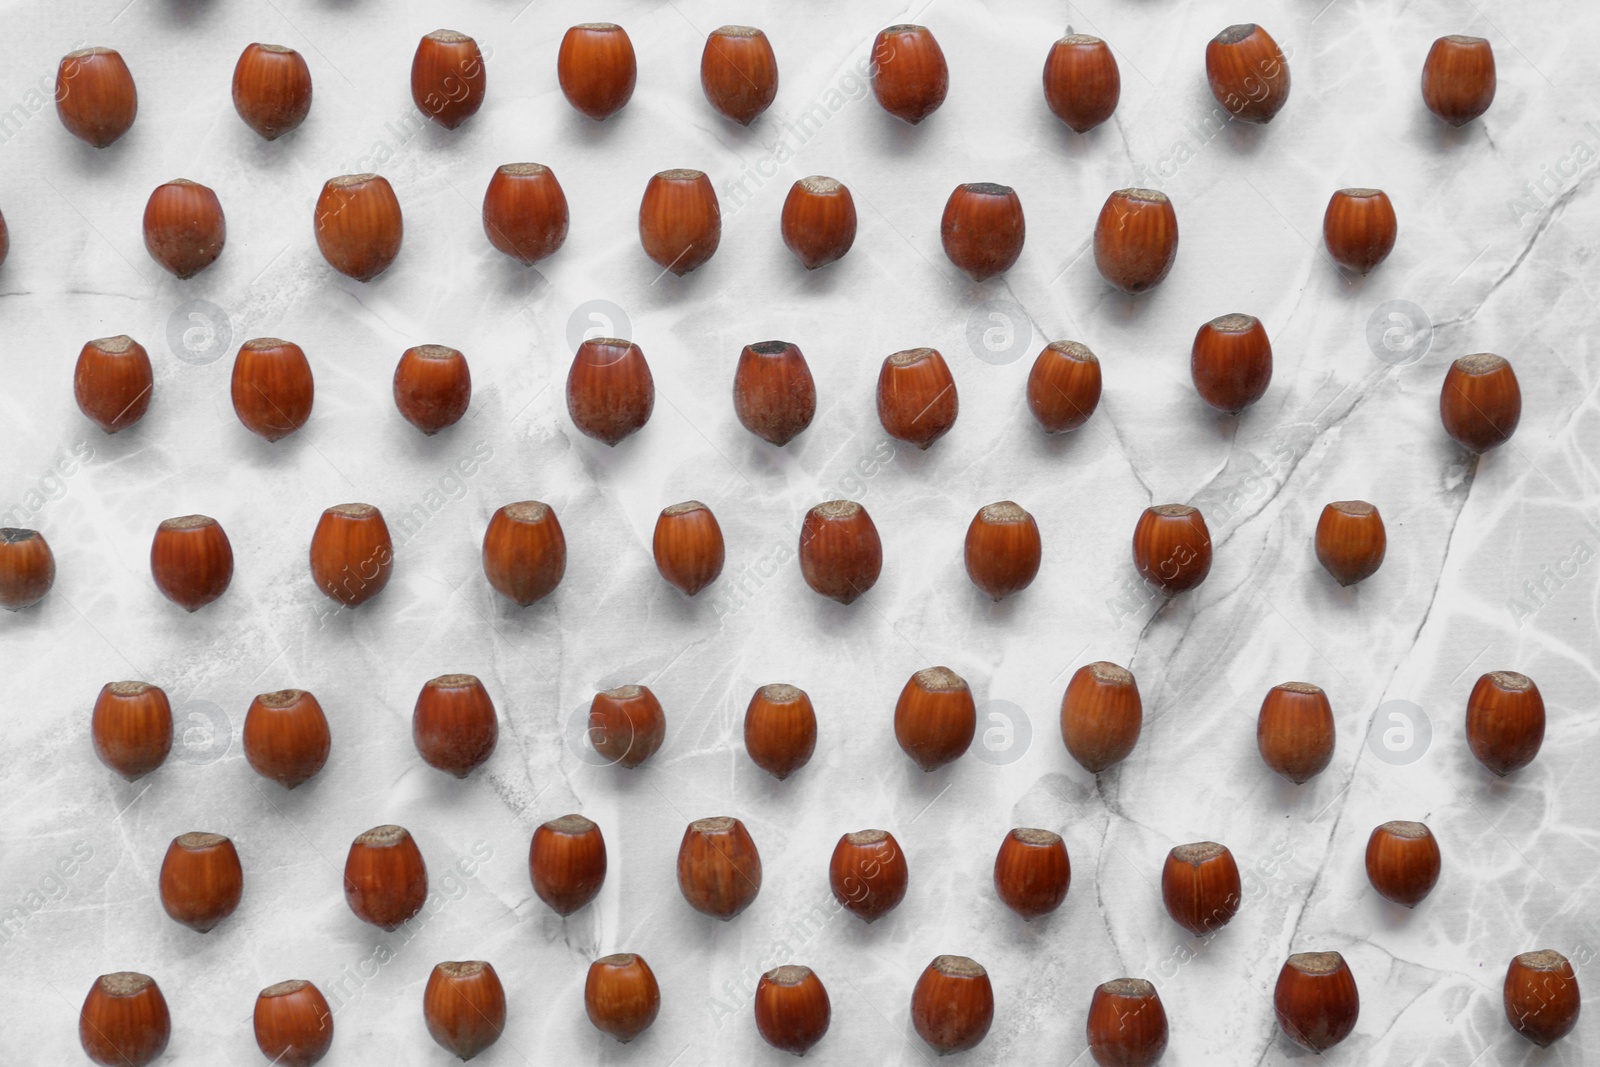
[[1, 0, 1596, 1063]]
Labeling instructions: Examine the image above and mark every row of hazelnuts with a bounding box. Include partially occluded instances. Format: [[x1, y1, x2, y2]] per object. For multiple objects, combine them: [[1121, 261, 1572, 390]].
[[0, 489, 1385, 617], [49, 22, 1495, 287], [71, 669, 1566, 1060], [63, 323, 1525, 457], [53, 23, 1501, 151], [73, 944, 1585, 1064], [77, 809, 1575, 1064], [85, 654, 1547, 810], [32, 326, 1519, 609], [70, 155, 1415, 287]]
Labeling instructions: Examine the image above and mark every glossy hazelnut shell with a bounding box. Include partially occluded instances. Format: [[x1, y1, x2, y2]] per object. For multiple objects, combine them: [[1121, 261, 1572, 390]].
[[1440, 353, 1520, 452], [558, 24, 636, 121], [1315, 501, 1386, 586], [877, 347, 958, 449], [894, 666, 976, 771], [678, 816, 762, 919], [253, 979, 333, 1066], [1191, 314, 1271, 414], [1131, 505, 1212, 595], [733, 340, 816, 445], [994, 828, 1070, 920], [585, 953, 659, 1042], [1273, 952, 1359, 1052], [1094, 189, 1178, 294], [243, 689, 331, 789], [781, 177, 856, 270], [640, 169, 721, 275], [79, 972, 169, 1067], [231, 337, 313, 442], [829, 829, 908, 923], [1086, 978, 1169, 1067], [56, 48, 137, 147], [1043, 35, 1120, 133], [567, 337, 654, 445], [1205, 24, 1290, 123], [1504, 950, 1580, 1047], [588, 684, 666, 768], [941, 183, 1025, 281], [1027, 341, 1101, 433], [1422, 36, 1495, 126], [530, 813, 606, 916], [1161, 841, 1241, 936], [1323, 189, 1397, 274], [1257, 682, 1335, 783], [482, 163, 568, 265], [75, 335, 152, 434], [482, 501, 565, 606], [411, 30, 485, 130], [309, 503, 392, 607], [1466, 671, 1544, 775], [754, 965, 830, 1056], [910, 956, 993, 1054], [871, 25, 947, 125], [0, 528, 55, 610], [744, 683, 817, 780], [424, 961, 505, 1060], [91, 681, 173, 781], [158, 831, 243, 933], [393, 345, 470, 435], [653, 501, 725, 596], [1364, 821, 1440, 908], [143, 179, 225, 278], [150, 515, 233, 612], [701, 26, 777, 125], [1061, 662, 1142, 774], [412, 673, 498, 778], [798, 500, 881, 604], [964, 501, 1041, 600], [232, 44, 312, 140], [314, 174, 402, 281], [343, 824, 427, 930]]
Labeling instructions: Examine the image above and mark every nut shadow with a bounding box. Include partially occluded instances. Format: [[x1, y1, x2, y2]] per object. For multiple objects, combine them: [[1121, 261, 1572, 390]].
[[231, 423, 312, 467], [738, 758, 811, 800], [1050, 122, 1112, 164], [156, 0, 216, 23], [1219, 118, 1269, 157], [1314, 569, 1364, 610], [733, 437, 803, 478], [1099, 288, 1166, 325], [1263, 774, 1331, 810], [1326, 263, 1369, 298], [873, 111, 943, 155], [899, 759, 959, 804], [968, 586, 1022, 624], [1418, 111, 1480, 155], [417, 118, 479, 153], [235, 130, 307, 171], [565, 108, 633, 150], [788, 257, 851, 298], [627, 257, 715, 312], [59, 135, 137, 178], [1366, 894, 1426, 933], [650, 582, 717, 628], [484, 252, 552, 302], [1198, 406, 1247, 442], [995, 908, 1064, 944]]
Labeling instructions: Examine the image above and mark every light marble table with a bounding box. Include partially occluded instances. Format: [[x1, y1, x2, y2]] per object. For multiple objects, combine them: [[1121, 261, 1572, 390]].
[[0, 0, 1594, 1063]]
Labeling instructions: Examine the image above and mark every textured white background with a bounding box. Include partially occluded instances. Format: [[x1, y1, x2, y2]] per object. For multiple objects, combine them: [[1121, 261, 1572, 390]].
[[1, 0, 1596, 1063]]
